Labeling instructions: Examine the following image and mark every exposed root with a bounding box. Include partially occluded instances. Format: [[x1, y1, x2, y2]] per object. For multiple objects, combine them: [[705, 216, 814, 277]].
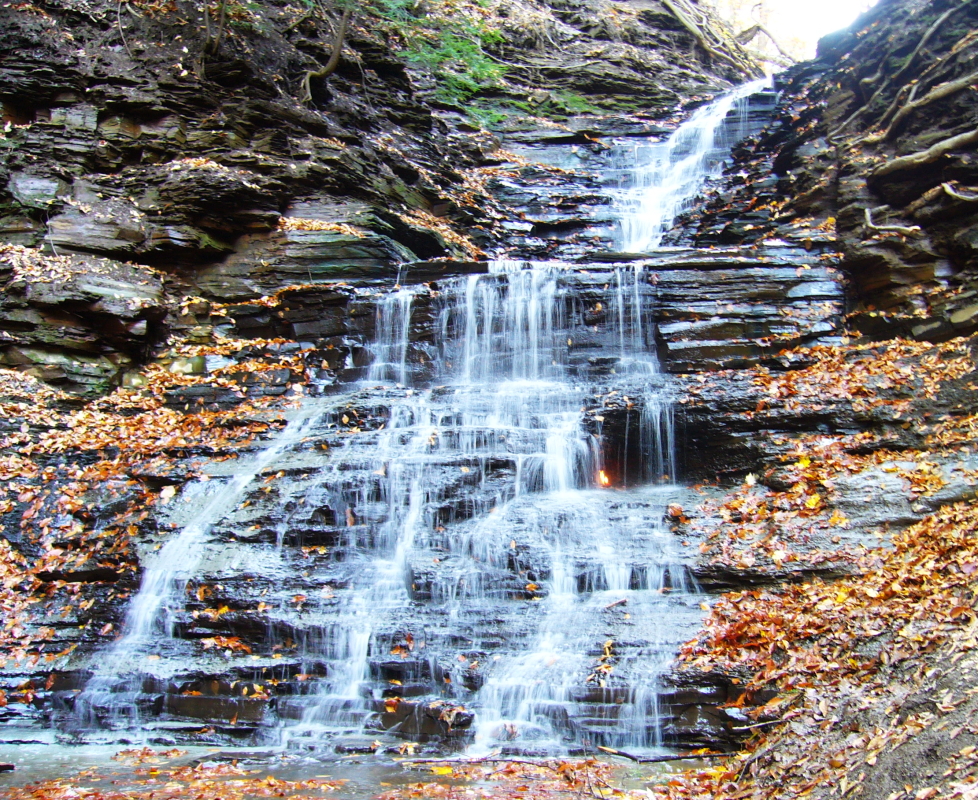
[[203, 0, 229, 55], [863, 207, 922, 237], [942, 181, 978, 202], [871, 126, 978, 179], [864, 68, 978, 143], [117, 0, 133, 59], [661, 0, 762, 78], [830, 0, 977, 139], [870, 29, 978, 137], [299, 5, 352, 105]]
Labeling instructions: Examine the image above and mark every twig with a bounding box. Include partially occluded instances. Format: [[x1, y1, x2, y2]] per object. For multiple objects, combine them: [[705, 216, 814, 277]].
[[863, 207, 922, 237], [730, 719, 784, 731], [736, 746, 768, 782], [596, 746, 733, 764], [604, 598, 628, 610], [117, 0, 133, 58]]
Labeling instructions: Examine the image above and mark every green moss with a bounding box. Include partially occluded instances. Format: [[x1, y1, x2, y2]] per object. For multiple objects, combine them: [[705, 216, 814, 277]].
[[366, 0, 505, 105]]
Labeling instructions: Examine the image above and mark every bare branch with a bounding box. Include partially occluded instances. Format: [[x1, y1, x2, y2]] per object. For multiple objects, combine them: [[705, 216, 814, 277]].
[[735, 23, 796, 64], [596, 746, 733, 763]]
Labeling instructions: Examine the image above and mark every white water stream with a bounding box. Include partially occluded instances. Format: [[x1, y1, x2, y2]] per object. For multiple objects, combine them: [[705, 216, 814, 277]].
[[613, 78, 770, 251], [70, 80, 768, 754], [74, 409, 322, 730]]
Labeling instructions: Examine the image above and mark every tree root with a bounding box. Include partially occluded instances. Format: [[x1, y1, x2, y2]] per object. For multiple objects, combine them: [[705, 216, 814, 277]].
[[117, 0, 133, 59], [284, 10, 314, 33], [864, 69, 978, 143], [830, 0, 977, 139], [869, 29, 978, 138], [871, 126, 978, 179], [864, 207, 922, 237], [661, 0, 762, 79], [299, 5, 353, 105], [942, 182, 978, 202], [203, 0, 229, 56]]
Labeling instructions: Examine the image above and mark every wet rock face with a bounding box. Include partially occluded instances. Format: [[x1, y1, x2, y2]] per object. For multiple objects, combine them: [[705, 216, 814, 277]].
[[676, 1, 978, 344], [0, 0, 499, 294], [0, 245, 166, 394], [0, 0, 766, 392], [644, 246, 844, 373]]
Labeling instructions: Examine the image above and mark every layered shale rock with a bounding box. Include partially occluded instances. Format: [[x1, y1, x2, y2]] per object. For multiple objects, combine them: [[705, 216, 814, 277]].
[[0, 244, 166, 394], [676, 0, 978, 345]]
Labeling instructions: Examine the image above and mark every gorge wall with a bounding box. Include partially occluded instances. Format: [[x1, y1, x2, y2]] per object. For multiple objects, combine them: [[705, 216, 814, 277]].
[[1, 1, 978, 799]]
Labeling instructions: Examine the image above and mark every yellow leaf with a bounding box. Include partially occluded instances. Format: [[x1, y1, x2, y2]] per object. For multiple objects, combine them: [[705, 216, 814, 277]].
[[796, 456, 811, 468], [805, 494, 822, 509], [430, 766, 453, 775]]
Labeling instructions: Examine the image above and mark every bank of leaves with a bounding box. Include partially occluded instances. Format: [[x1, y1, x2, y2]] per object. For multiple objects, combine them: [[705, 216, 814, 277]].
[[651, 500, 978, 800], [0, 757, 346, 800], [655, 336, 978, 800], [0, 333, 303, 670]]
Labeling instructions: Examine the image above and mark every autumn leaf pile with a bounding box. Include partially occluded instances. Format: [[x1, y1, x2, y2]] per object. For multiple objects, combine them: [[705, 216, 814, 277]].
[[684, 336, 978, 574], [645, 502, 978, 800], [277, 218, 366, 237], [374, 758, 636, 800], [0, 755, 346, 800], [684, 502, 978, 685], [651, 335, 978, 800]]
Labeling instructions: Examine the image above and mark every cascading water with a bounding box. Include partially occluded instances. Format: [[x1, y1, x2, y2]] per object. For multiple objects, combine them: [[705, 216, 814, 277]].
[[73, 409, 322, 732], [266, 255, 697, 756], [613, 78, 770, 252], [67, 81, 770, 756]]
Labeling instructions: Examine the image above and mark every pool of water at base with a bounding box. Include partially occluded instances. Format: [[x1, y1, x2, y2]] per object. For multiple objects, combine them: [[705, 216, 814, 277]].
[[0, 740, 700, 798]]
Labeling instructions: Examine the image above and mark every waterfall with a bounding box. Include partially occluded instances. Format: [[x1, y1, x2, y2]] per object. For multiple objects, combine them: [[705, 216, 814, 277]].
[[271, 256, 692, 755], [613, 78, 770, 252], [70, 81, 768, 756], [73, 409, 322, 731]]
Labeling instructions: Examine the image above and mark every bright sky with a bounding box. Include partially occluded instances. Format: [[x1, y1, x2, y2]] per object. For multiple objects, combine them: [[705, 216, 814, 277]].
[[765, 0, 878, 59]]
